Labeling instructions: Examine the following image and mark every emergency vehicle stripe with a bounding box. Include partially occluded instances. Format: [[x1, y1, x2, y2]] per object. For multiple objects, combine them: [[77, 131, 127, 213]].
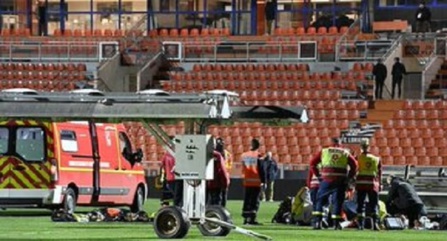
[[0, 157, 11, 171], [26, 165, 50, 187], [0, 157, 11, 188], [11, 170, 35, 188], [9, 172, 31, 189], [0, 120, 52, 189]]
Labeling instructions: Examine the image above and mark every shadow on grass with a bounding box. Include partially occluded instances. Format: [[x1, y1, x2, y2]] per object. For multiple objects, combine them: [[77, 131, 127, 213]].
[[59, 224, 152, 230], [3, 238, 157, 240], [0, 210, 52, 217]]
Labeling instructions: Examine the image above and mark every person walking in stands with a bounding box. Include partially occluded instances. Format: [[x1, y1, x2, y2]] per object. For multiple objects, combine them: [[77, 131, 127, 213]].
[[310, 138, 358, 230], [415, 1, 431, 39], [355, 139, 382, 231], [36, 0, 48, 36], [260, 151, 278, 202], [265, 0, 277, 35], [241, 138, 266, 225], [215, 138, 233, 207], [386, 176, 427, 229], [391, 57, 407, 99], [207, 140, 230, 206], [372, 59, 387, 100]]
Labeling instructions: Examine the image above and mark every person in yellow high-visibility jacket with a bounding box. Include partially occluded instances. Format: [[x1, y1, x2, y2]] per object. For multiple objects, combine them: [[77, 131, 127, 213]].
[[355, 139, 382, 231], [310, 138, 358, 230]]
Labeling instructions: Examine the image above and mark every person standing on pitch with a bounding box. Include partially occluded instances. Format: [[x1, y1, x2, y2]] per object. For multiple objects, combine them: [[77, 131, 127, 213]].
[[216, 137, 233, 207], [206, 140, 230, 206], [241, 138, 266, 225], [355, 139, 382, 231], [260, 151, 278, 202], [310, 138, 358, 230]]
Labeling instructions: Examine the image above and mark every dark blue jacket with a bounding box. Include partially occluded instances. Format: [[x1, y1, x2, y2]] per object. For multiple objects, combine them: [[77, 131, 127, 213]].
[[263, 157, 278, 181]]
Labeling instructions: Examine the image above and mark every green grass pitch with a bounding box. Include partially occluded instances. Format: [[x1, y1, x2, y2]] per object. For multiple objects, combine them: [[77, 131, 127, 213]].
[[0, 199, 445, 241]]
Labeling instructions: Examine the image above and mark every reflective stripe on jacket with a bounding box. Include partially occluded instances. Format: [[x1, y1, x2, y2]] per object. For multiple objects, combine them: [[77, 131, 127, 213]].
[[320, 147, 350, 182], [241, 150, 261, 187]]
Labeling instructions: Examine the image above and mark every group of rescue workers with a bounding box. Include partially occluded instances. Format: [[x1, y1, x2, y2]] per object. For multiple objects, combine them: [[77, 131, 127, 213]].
[[308, 137, 428, 230], [159, 135, 428, 230]]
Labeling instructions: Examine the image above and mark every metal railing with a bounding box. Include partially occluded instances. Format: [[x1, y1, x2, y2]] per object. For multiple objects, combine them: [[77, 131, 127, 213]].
[[180, 41, 319, 62], [337, 39, 396, 61], [335, 18, 361, 61], [0, 41, 101, 61], [136, 51, 163, 91]]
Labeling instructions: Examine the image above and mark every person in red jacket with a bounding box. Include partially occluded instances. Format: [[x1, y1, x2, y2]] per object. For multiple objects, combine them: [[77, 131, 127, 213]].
[[207, 147, 230, 206], [356, 139, 382, 230], [310, 138, 358, 230], [160, 139, 183, 207], [307, 163, 320, 205], [241, 138, 266, 225]]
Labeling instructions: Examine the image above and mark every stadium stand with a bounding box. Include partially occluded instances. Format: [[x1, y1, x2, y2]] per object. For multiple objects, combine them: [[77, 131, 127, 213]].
[[1, 3, 446, 178]]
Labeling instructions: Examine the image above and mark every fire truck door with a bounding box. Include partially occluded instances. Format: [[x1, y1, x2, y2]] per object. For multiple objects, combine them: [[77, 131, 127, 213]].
[[10, 127, 50, 196], [0, 128, 10, 198]]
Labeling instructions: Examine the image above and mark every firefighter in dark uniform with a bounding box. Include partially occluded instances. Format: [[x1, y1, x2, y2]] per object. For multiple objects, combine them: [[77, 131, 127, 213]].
[[310, 138, 358, 230], [355, 139, 382, 230], [386, 176, 427, 229], [241, 138, 265, 225], [307, 162, 325, 227]]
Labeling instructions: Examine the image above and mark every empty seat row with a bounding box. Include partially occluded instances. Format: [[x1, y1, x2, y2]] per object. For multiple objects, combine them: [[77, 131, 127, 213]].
[[173, 71, 368, 82], [240, 90, 344, 101], [377, 146, 447, 157], [1, 28, 31, 37], [192, 63, 310, 72], [403, 100, 447, 110], [212, 127, 343, 140], [150, 28, 231, 38], [352, 62, 374, 72], [53, 28, 133, 37], [374, 137, 447, 148], [0, 80, 77, 91], [383, 119, 447, 129], [164, 80, 358, 92], [394, 109, 447, 120], [274, 26, 349, 36], [375, 128, 445, 139], [0, 72, 86, 82], [0, 63, 86, 71]]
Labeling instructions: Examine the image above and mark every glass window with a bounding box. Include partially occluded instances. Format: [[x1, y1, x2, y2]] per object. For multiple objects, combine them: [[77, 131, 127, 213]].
[[0, 0, 14, 12], [60, 130, 78, 152], [119, 132, 133, 163], [15, 127, 45, 162], [0, 128, 9, 154]]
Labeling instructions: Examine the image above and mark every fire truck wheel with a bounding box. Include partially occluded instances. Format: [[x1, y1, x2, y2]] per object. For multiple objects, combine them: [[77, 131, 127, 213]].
[[63, 188, 77, 214], [198, 205, 232, 237], [130, 186, 145, 212], [154, 206, 190, 239]]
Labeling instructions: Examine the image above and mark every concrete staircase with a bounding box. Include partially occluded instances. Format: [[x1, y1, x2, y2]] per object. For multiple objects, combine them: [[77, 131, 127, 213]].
[[360, 100, 405, 125]]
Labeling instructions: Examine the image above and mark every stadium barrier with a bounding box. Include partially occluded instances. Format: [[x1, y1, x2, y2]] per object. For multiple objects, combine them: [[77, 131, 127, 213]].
[[0, 41, 101, 62]]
